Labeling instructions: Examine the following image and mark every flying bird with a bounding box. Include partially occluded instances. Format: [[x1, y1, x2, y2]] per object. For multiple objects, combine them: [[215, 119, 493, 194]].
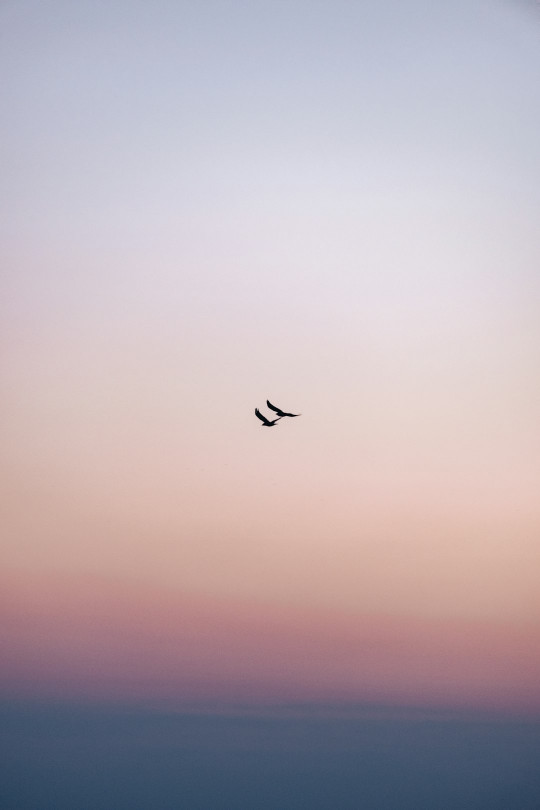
[[255, 407, 282, 427], [266, 400, 301, 418]]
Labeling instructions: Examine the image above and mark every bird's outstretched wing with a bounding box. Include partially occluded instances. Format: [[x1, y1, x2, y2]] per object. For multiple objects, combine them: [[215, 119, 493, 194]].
[[255, 407, 271, 425], [267, 399, 300, 417]]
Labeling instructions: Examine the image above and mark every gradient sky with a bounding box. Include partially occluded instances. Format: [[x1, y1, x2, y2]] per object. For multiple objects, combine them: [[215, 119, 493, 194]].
[[2, 0, 540, 711]]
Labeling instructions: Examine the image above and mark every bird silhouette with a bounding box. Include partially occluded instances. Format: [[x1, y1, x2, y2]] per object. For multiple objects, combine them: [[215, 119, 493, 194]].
[[266, 400, 301, 418], [255, 407, 282, 427]]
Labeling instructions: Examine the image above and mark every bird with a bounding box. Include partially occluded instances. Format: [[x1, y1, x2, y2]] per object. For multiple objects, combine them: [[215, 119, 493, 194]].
[[255, 407, 282, 427], [266, 399, 301, 418]]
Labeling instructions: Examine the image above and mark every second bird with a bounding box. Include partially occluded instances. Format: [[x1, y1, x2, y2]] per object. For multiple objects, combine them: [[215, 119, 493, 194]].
[[266, 400, 301, 418]]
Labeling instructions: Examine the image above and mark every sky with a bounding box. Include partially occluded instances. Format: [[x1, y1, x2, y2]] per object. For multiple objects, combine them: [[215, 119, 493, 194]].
[[2, 0, 540, 719]]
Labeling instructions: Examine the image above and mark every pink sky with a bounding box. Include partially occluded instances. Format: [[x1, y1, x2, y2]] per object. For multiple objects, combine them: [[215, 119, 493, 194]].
[[2, 0, 540, 712], [2, 571, 539, 711]]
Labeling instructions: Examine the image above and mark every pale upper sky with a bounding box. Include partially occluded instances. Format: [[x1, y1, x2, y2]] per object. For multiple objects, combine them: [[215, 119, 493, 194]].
[[2, 0, 540, 706]]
